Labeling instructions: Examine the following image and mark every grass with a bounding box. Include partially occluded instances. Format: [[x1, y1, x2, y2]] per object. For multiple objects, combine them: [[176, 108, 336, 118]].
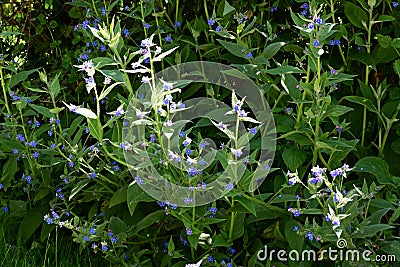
[[0, 219, 111, 267]]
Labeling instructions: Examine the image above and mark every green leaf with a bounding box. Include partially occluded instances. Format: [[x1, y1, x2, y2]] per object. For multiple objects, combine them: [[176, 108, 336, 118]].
[[69, 179, 90, 200], [354, 156, 392, 184], [356, 224, 394, 238], [343, 1, 368, 29], [132, 210, 165, 235], [279, 131, 313, 146], [18, 209, 43, 243], [109, 216, 127, 234], [29, 104, 54, 118], [1, 156, 18, 187], [109, 185, 128, 208], [236, 197, 257, 216], [285, 220, 304, 251], [213, 234, 232, 247], [262, 42, 285, 60], [282, 147, 307, 171], [92, 57, 118, 68], [223, 0, 236, 16], [217, 39, 245, 58], [50, 73, 61, 97], [87, 118, 103, 141], [323, 105, 353, 119], [375, 15, 395, 23], [99, 69, 125, 83], [7, 68, 40, 90], [265, 65, 303, 75], [393, 59, 400, 79]]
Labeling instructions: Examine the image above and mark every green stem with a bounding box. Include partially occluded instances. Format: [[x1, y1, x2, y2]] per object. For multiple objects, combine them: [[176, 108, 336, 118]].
[[0, 68, 11, 115]]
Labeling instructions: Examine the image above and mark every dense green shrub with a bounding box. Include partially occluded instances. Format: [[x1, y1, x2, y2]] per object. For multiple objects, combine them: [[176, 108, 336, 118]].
[[1, 0, 399, 266]]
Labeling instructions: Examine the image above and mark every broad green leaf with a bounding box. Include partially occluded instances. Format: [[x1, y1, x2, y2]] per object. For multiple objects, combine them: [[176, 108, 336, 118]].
[[285, 220, 304, 251], [18, 209, 43, 243], [1, 156, 18, 187], [109, 185, 128, 208], [92, 57, 118, 68], [265, 65, 303, 75], [393, 59, 400, 79], [218, 39, 245, 58], [29, 104, 54, 118], [354, 156, 392, 184], [7, 68, 40, 90], [50, 73, 61, 97], [356, 224, 394, 238], [236, 197, 257, 216], [109, 216, 127, 234], [223, 0, 236, 16], [262, 42, 285, 60], [87, 118, 103, 141], [282, 147, 307, 171], [132, 210, 165, 235], [99, 69, 125, 83], [343, 1, 368, 29]]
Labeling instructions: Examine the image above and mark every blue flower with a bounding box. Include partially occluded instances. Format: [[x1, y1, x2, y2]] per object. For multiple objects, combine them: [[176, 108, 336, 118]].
[[144, 23, 150, 29], [209, 207, 217, 214], [250, 127, 257, 135], [174, 21, 181, 28], [123, 28, 129, 37], [12, 148, 19, 154], [0, 184, 3, 190], [32, 152, 40, 158], [208, 18, 215, 26], [165, 35, 173, 42], [100, 44, 106, 52], [313, 40, 320, 47], [293, 225, 299, 231], [208, 256, 214, 262], [89, 228, 96, 235], [215, 26, 221, 32], [226, 183, 233, 190], [35, 121, 41, 128], [306, 231, 314, 241], [186, 228, 193, 235], [229, 247, 236, 254], [393, 2, 398, 7], [246, 52, 253, 58], [102, 245, 108, 251], [84, 236, 89, 242]]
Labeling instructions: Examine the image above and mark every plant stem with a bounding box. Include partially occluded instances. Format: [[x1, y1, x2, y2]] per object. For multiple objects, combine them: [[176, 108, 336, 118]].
[[0, 68, 11, 115]]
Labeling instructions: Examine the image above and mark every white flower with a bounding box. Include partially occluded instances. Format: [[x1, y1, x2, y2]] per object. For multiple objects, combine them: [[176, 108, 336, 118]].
[[326, 205, 350, 230], [74, 60, 95, 76], [185, 259, 202, 267], [186, 156, 197, 165], [155, 46, 162, 54], [161, 80, 175, 90], [85, 76, 96, 93], [199, 233, 212, 245], [163, 120, 172, 127], [141, 76, 151, 83], [333, 188, 354, 209], [104, 76, 111, 85]]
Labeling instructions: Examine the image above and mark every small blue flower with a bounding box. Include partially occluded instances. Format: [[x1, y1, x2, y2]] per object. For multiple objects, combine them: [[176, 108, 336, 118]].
[[144, 23, 150, 29], [208, 18, 215, 26], [0, 184, 3, 190], [250, 127, 257, 135], [100, 44, 106, 52], [35, 121, 41, 128], [313, 40, 320, 47], [12, 148, 19, 154], [123, 28, 129, 37], [246, 52, 253, 58], [208, 255, 214, 262], [293, 209, 301, 217], [186, 228, 193, 235], [84, 236, 89, 242], [174, 21, 181, 28], [293, 225, 299, 231], [215, 26, 221, 32], [306, 231, 314, 241], [229, 247, 236, 254], [32, 152, 40, 158], [102, 245, 108, 251], [89, 228, 95, 235], [393, 2, 398, 7], [226, 183, 233, 191], [165, 36, 173, 42], [101, 7, 106, 16]]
